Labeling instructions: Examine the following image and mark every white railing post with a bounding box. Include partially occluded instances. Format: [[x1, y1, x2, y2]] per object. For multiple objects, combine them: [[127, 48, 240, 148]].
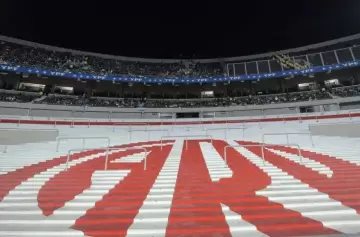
[[56, 136, 111, 152], [207, 127, 245, 141], [66, 147, 147, 171], [161, 135, 213, 150], [263, 132, 314, 147], [263, 143, 303, 164], [224, 144, 266, 167]]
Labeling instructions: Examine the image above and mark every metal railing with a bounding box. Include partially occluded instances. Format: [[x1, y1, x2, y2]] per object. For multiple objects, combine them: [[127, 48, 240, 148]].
[[66, 147, 148, 171], [128, 122, 148, 132], [262, 132, 314, 147], [56, 136, 110, 152], [283, 114, 302, 124], [63, 118, 91, 128], [349, 110, 360, 120], [224, 144, 265, 167], [129, 129, 170, 141], [206, 127, 245, 140], [0, 116, 22, 127], [263, 143, 303, 164], [308, 120, 360, 129], [224, 143, 302, 167], [112, 122, 125, 132], [160, 135, 213, 150]]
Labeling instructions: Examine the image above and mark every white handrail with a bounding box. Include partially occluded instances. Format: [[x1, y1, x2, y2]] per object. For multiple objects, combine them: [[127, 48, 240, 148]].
[[128, 122, 148, 132], [308, 121, 360, 129], [0, 116, 22, 127], [128, 129, 170, 141], [262, 132, 314, 147], [349, 110, 360, 120], [206, 127, 245, 140], [224, 144, 265, 167], [56, 136, 110, 152], [282, 114, 302, 124], [112, 121, 125, 132], [224, 143, 302, 167], [160, 135, 213, 150], [66, 147, 147, 171], [263, 143, 303, 164]]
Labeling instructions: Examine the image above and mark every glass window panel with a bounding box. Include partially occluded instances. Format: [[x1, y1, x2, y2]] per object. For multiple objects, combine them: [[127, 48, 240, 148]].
[[293, 55, 309, 69], [258, 61, 270, 73], [352, 46, 360, 60], [336, 48, 353, 63], [246, 62, 257, 75], [269, 59, 282, 72], [234, 63, 246, 76], [322, 51, 337, 65], [308, 53, 322, 67], [227, 64, 234, 76]]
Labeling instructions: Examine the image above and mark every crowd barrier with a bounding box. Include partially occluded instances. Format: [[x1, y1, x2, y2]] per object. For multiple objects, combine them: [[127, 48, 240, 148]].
[[1, 110, 360, 128]]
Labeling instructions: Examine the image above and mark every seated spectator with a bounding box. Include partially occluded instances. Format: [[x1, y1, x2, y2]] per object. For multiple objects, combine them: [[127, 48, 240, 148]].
[[32, 89, 332, 108], [0, 90, 40, 103], [0, 40, 224, 79], [332, 85, 360, 97]]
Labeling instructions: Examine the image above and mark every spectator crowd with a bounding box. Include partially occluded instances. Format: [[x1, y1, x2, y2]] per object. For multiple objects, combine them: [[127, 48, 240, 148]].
[[0, 91, 40, 103], [27, 90, 331, 108], [332, 85, 360, 97], [2, 87, 359, 108], [0, 40, 223, 79]]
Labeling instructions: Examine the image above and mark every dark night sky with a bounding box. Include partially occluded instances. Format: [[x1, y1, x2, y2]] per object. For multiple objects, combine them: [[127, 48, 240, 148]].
[[0, 0, 359, 59]]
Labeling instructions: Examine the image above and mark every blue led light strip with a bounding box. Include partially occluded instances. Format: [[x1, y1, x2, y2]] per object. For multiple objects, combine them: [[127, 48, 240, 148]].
[[0, 60, 359, 84]]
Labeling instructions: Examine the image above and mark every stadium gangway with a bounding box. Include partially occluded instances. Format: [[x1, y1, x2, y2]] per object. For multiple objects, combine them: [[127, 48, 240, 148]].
[[0, 116, 22, 127], [160, 135, 213, 150], [206, 126, 245, 140], [66, 147, 148, 171], [262, 132, 314, 147], [129, 128, 170, 142], [56, 136, 111, 152], [224, 143, 302, 167]]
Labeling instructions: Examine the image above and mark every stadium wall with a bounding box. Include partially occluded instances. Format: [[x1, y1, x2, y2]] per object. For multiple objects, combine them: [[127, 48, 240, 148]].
[[309, 122, 360, 138], [1, 96, 360, 119], [0, 128, 59, 145]]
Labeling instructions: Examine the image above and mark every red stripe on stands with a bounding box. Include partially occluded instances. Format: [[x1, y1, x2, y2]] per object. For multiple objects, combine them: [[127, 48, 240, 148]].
[[38, 149, 148, 216], [166, 140, 233, 237], [211, 140, 340, 237], [72, 145, 173, 237], [0, 112, 359, 127], [248, 142, 360, 214], [0, 140, 174, 202]]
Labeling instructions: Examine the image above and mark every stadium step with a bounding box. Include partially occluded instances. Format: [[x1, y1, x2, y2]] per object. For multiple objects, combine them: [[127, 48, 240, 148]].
[[2, 136, 360, 236]]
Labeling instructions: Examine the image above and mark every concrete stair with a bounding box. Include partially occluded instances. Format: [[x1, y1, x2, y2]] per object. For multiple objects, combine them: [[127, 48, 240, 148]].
[[1, 134, 360, 236]]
